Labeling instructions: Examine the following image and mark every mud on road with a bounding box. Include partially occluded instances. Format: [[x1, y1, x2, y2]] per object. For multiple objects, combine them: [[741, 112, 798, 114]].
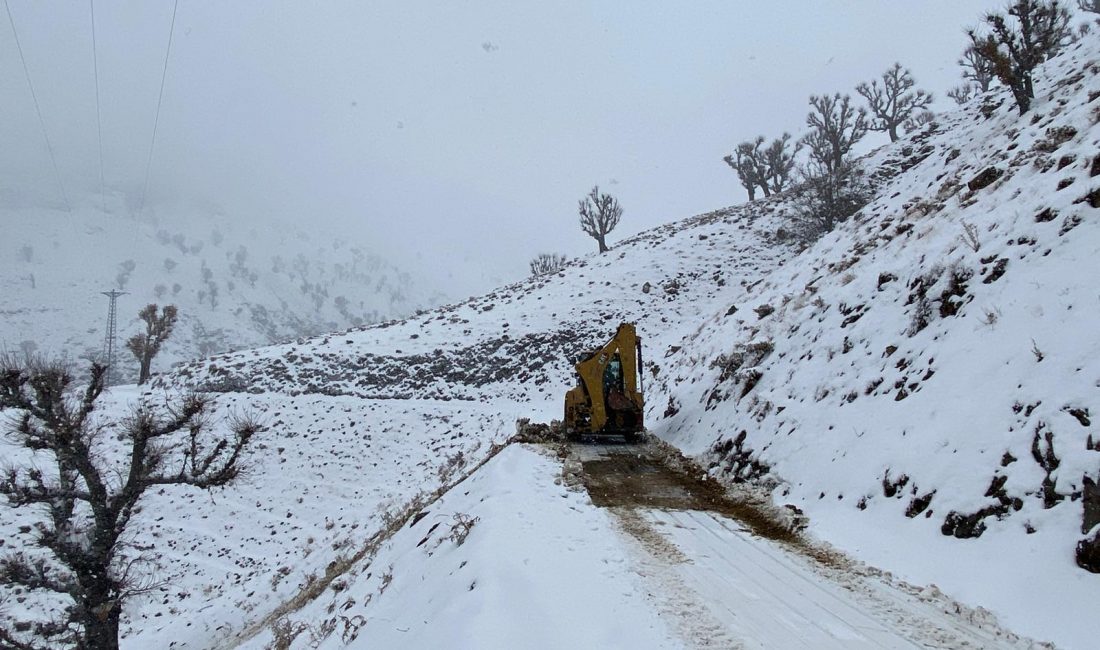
[[573, 440, 806, 550]]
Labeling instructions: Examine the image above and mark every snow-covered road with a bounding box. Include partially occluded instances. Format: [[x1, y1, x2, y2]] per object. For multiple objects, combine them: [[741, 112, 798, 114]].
[[580, 443, 1045, 649], [240, 443, 1047, 649], [617, 507, 1035, 648]]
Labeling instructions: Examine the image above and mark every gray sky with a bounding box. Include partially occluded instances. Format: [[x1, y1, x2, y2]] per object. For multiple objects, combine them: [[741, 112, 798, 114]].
[[1, 0, 1007, 298]]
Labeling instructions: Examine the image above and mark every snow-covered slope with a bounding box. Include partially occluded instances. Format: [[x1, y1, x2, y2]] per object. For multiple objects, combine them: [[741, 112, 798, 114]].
[[3, 33, 1098, 650], [238, 445, 686, 650], [652, 37, 1100, 648], [0, 195, 444, 381], [0, 384, 525, 649], [153, 36, 1100, 648]]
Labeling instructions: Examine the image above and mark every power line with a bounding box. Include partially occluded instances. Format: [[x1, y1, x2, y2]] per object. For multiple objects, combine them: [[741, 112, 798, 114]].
[[90, 0, 106, 213], [4, 0, 71, 214], [138, 0, 179, 217]]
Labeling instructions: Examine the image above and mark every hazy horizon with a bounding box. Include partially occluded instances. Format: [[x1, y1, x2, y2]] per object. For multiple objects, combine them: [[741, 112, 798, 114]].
[[2, 0, 1013, 299]]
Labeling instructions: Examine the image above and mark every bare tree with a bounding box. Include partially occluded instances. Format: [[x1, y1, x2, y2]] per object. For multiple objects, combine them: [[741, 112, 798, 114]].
[[723, 134, 797, 200], [958, 45, 997, 93], [126, 304, 178, 385], [529, 253, 569, 276], [0, 356, 260, 650], [947, 84, 978, 105], [856, 63, 933, 142], [723, 142, 760, 201], [762, 133, 800, 193], [967, 0, 1073, 114], [1079, 0, 1100, 14], [577, 186, 622, 254], [803, 94, 869, 176]]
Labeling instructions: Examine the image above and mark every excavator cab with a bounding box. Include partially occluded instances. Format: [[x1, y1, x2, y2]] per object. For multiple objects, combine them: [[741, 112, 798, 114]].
[[564, 323, 644, 442]]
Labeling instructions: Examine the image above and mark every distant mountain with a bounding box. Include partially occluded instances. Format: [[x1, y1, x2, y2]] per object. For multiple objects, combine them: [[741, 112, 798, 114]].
[[0, 197, 445, 381]]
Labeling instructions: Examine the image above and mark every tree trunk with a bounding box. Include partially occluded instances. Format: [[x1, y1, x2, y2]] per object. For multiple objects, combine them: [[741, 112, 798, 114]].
[[759, 182, 771, 197], [597, 235, 609, 254], [1012, 83, 1032, 114], [80, 586, 121, 650], [83, 609, 121, 650], [888, 124, 899, 142], [138, 356, 152, 385], [745, 187, 756, 202]]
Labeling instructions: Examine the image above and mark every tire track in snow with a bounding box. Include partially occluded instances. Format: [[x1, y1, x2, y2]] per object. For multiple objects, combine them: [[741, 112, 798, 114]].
[[577, 442, 1046, 649], [610, 507, 744, 649], [700, 513, 1040, 649]]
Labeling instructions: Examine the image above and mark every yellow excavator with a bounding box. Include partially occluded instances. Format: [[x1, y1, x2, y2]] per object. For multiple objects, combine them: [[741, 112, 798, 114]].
[[564, 322, 645, 442]]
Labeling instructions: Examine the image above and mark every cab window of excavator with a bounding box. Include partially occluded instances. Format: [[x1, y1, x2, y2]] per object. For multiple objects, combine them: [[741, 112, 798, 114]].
[[603, 354, 623, 397]]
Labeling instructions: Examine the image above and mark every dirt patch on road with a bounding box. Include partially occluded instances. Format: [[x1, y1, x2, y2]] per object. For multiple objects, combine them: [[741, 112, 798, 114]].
[[577, 443, 846, 568]]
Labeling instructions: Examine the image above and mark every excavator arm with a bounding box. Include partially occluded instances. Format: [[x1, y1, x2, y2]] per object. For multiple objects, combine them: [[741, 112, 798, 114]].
[[564, 322, 644, 440]]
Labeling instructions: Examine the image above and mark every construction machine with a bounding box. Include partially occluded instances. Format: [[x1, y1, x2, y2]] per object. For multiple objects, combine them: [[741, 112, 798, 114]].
[[564, 322, 644, 441]]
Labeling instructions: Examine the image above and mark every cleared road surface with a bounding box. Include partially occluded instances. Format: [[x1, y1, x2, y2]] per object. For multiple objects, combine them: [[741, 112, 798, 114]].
[[574, 442, 1045, 649]]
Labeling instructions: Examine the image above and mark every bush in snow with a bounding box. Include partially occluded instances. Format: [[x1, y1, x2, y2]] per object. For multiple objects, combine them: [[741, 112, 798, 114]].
[[786, 93, 873, 241], [115, 259, 136, 290], [528, 253, 569, 276], [723, 137, 769, 201], [126, 304, 178, 385], [448, 513, 479, 546], [958, 44, 996, 94], [947, 84, 978, 105], [802, 93, 868, 177], [723, 134, 800, 201], [787, 160, 871, 242]]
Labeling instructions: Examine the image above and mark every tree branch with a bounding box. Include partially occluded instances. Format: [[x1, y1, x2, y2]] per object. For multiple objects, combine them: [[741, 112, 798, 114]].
[[0, 626, 53, 650], [0, 468, 95, 508], [0, 553, 78, 596]]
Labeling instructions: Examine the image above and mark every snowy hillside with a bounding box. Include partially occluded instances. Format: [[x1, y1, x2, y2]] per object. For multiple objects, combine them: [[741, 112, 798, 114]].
[[0, 194, 444, 381], [3, 28, 1098, 650], [653, 36, 1100, 648], [150, 36, 1099, 649]]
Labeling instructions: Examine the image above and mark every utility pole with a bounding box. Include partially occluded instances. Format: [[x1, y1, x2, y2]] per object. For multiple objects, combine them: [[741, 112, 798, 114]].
[[101, 290, 126, 385]]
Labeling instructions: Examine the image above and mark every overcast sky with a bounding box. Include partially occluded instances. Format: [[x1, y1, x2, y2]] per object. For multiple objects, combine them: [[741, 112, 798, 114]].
[[1, 0, 1010, 298]]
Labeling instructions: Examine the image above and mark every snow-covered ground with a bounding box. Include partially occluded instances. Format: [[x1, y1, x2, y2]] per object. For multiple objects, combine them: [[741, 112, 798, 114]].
[[159, 35, 1096, 649], [0, 385, 524, 648], [654, 37, 1100, 649], [2, 24, 1098, 650], [237, 444, 1046, 649]]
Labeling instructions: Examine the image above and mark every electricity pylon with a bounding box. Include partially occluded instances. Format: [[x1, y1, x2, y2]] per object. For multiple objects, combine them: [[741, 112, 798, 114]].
[[101, 290, 126, 385]]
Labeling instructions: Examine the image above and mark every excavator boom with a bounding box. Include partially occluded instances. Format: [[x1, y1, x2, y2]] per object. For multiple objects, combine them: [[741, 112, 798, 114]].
[[564, 322, 644, 440]]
